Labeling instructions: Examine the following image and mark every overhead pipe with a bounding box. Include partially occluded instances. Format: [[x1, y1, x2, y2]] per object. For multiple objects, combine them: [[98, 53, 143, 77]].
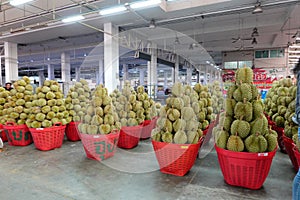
[[122, 0, 300, 29], [0, 0, 103, 27]]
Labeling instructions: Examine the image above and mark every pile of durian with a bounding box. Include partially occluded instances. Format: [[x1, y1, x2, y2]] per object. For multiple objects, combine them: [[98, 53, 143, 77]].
[[0, 76, 34, 125], [214, 67, 278, 153], [151, 82, 203, 144], [26, 80, 67, 128], [136, 85, 159, 120], [264, 79, 296, 128], [264, 78, 297, 139], [111, 81, 145, 127], [78, 84, 121, 135], [209, 81, 224, 115], [65, 79, 91, 122], [193, 83, 214, 129], [0, 87, 9, 122]]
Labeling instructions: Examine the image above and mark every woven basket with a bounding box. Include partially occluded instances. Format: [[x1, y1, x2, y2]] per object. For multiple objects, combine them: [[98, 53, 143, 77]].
[[140, 117, 158, 140], [65, 121, 81, 141], [3, 122, 32, 146], [152, 137, 204, 176], [80, 131, 120, 161], [283, 135, 298, 171], [29, 122, 66, 151], [0, 124, 7, 142], [118, 125, 142, 149], [215, 145, 277, 190]]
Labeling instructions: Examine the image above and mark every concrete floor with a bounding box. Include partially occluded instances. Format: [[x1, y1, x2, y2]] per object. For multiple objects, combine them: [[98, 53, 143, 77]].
[[0, 137, 296, 200]]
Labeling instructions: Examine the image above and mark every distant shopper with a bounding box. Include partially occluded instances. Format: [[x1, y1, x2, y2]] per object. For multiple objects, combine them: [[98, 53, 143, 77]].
[[292, 58, 300, 200], [4, 82, 12, 91]]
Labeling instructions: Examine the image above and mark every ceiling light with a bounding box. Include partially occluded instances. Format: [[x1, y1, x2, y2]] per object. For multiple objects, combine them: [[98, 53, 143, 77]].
[[149, 19, 156, 29], [252, 1, 263, 14], [10, 0, 33, 6], [47, 58, 50, 61], [252, 37, 258, 45], [99, 6, 127, 16], [130, 0, 161, 10], [251, 27, 259, 37], [62, 15, 84, 23], [206, 61, 210, 64]]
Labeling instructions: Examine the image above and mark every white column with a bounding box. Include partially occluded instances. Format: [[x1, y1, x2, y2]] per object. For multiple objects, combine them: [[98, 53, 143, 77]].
[[147, 61, 151, 96], [61, 52, 71, 82], [123, 64, 128, 81], [210, 68, 214, 83], [174, 55, 179, 83], [38, 70, 45, 87], [187, 67, 192, 85], [164, 71, 168, 89], [205, 66, 208, 84], [104, 22, 119, 93], [150, 44, 157, 97], [4, 42, 18, 83], [48, 64, 55, 80], [96, 59, 104, 85], [139, 68, 145, 86], [75, 66, 80, 82]]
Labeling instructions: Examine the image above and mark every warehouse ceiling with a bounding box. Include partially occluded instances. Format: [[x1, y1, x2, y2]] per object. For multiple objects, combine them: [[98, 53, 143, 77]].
[[0, 0, 299, 73]]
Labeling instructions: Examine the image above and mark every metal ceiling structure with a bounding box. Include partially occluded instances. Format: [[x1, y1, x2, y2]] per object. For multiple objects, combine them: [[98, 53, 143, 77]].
[[0, 0, 299, 76]]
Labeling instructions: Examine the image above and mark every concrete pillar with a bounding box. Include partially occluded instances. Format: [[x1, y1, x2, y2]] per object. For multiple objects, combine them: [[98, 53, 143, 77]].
[[187, 67, 192, 85], [205, 66, 208, 84], [47, 64, 55, 80], [75, 66, 80, 82], [4, 42, 18, 83], [210, 68, 214, 83], [147, 61, 151, 96], [104, 22, 119, 93], [97, 59, 104, 85], [139, 68, 145, 86], [61, 52, 71, 82], [174, 55, 179, 83], [123, 64, 128, 81], [164, 71, 168, 89], [150, 44, 157, 97], [38, 70, 45, 87]]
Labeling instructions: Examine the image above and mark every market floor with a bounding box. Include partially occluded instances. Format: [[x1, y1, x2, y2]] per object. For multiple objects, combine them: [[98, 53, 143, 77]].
[[0, 137, 295, 200]]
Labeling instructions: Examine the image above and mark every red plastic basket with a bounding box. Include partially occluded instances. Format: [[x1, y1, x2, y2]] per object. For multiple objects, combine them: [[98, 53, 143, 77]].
[[65, 121, 81, 141], [80, 131, 120, 161], [140, 117, 158, 140], [0, 124, 8, 142], [283, 135, 298, 171], [293, 146, 300, 169], [215, 145, 277, 190], [272, 124, 286, 153], [152, 137, 204, 176], [29, 122, 66, 151], [3, 122, 32, 146], [117, 125, 142, 149]]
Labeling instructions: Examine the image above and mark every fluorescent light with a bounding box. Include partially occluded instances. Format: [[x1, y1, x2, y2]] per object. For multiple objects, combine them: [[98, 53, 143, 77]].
[[10, 0, 33, 6], [206, 61, 210, 64], [62, 15, 84, 23], [290, 45, 300, 48], [99, 6, 127, 15], [130, 0, 161, 10]]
